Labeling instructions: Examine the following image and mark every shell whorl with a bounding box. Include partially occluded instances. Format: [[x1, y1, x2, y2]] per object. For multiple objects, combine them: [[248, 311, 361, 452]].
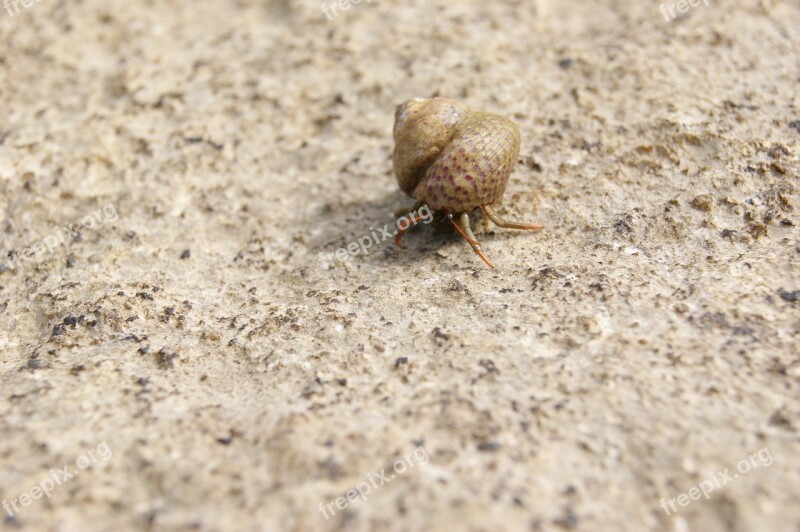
[[392, 97, 521, 212], [392, 98, 468, 195]]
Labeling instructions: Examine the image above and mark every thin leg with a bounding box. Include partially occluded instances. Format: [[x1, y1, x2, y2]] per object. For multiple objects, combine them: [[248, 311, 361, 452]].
[[394, 213, 429, 249], [459, 212, 481, 245], [447, 212, 495, 269], [482, 205, 543, 230]]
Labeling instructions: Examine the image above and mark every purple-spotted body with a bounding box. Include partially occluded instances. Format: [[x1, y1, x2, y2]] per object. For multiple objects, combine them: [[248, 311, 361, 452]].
[[392, 97, 541, 268], [412, 111, 520, 212]]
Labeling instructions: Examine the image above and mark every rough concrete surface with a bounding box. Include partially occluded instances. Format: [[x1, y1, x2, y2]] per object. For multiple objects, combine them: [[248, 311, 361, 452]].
[[1, 0, 799, 530]]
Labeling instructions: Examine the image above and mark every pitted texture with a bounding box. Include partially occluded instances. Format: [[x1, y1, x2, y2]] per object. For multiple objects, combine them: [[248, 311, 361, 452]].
[[411, 111, 521, 212], [2, 0, 799, 530]]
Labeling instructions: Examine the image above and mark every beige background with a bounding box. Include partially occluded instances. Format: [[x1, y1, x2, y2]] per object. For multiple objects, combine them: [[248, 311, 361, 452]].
[[0, 0, 798, 530]]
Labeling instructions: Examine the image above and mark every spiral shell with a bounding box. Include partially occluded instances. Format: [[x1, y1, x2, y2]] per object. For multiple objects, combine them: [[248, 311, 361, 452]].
[[392, 97, 521, 212]]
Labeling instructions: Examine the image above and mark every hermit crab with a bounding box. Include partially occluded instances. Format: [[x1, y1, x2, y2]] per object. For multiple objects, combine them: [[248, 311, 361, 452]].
[[392, 97, 542, 268]]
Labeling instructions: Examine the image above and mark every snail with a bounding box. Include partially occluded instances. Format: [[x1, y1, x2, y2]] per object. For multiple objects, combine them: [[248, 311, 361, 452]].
[[392, 97, 543, 268]]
